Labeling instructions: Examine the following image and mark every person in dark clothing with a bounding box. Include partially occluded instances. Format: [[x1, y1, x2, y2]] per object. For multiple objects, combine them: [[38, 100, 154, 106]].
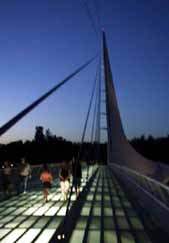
[[2, 161, 13, 195], [72, 158, 82, 199]]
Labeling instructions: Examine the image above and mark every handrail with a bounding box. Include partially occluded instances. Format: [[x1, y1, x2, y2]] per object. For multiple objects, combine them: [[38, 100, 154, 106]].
[[110, 163, 169, 192], [109, 163, 169, 211]]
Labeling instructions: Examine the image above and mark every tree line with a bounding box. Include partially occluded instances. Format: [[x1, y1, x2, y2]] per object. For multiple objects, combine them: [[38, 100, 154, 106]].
[[0, 126, 107, 166], [0, 126, 169, 166]]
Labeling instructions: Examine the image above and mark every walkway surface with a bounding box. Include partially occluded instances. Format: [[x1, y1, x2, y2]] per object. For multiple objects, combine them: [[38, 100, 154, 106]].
[[0, 166, 153, 243]]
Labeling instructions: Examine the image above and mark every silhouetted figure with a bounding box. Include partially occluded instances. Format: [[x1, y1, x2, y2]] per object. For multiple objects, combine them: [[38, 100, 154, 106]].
[[59, 161, 70, 201], [86, 160, 90, 180], [40, 164, 53, 202], [72, 158, 82, 199], [2, 161, 13, 196], [19, 158, 31, 193]]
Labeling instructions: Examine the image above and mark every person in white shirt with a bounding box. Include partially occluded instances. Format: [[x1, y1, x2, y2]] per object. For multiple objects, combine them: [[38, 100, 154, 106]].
[[19, 158, 31, 193]]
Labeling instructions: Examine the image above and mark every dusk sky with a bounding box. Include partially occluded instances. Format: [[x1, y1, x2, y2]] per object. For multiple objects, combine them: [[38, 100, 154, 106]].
[[0, 0, 169, 144]]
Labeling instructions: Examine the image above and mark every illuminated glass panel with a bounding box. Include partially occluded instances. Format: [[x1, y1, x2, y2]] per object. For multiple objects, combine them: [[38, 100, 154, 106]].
[[33, 203, 43, 208], [69, 229, 84, 242], [17, 202, 28, 207], [12, 207, 27, 216], [92, 207, 101, 216], [90, 187, 95, 192], [89, 217, 100, 229], [87, 194, 94, 201], [80, 207, 90, 216], [51, 194, 61, 201], [70, 194, 77, 201], [30, 195, 37, 199], [121, 231, 135, 243], [47, 217, 62, 229], [104, 217, 114, 230], [57, 206, 67, 216], [19, 216, 38, 228], [24, 207, 39, 216], [1, 208, 15, 215], [130, 217, 144, 230], [5, 216, 26, 228], [1, 229, 26, 243], [104, 195, 110, 201], [33, 217, 50, 228], [104, 207, 113, 216], [115, 209, 125, 216], [75, 217, 87, 229], [87, 230, 100, 242], [16, 229, 41, 243], [34, 229, 56, 243], [34, 206, 51, 216], [0, 229, 11, 240], [3, 200, 17, 207], [114, 201, 122, 208], [117, 217, 129, 230], [0, 216, 16, 225], [123, 201, 132, 208], [96, 195, 102, 201], [104, 230, 117, 243], [45, 206, 60, 216]]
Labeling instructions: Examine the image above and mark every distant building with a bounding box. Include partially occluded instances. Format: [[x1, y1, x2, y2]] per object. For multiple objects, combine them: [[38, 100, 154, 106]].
[[34, 126, 45, 143]]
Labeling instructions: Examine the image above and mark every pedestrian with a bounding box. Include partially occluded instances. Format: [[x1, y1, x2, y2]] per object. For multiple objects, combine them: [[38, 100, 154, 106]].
[[40, 164, 53, 202], [19, 158, 31, 193], [2, 160, 13, 196], [59, 161, 70, 201], [72, 158, 82, 199]]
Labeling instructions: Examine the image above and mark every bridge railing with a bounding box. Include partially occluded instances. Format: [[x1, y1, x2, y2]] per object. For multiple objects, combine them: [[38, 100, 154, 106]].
[[111, 164, 169, 207], [109, 163, 169, 236]]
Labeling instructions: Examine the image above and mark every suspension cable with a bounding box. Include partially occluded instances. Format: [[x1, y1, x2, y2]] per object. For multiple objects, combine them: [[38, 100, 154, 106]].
[[80, 0, 100, 39], [94, 57, 101, 163], [92, 0, 102, 35], [90, 82, 98, 144], [63, 60, 99, 228], [0, 55, 97, 137]]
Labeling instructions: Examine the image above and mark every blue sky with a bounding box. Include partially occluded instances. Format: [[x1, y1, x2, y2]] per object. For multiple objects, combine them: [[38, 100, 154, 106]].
[[0, 0, 169, 143]]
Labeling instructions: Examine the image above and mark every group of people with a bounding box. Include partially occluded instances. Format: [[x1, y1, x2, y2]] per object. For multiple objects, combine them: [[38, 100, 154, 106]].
[[1, 157, 82, 203], [1, 158, 31, 195], [40, 158, 82, 202]]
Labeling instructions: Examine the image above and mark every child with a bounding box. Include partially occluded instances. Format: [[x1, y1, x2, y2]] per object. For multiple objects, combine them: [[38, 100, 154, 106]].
[[40, 165, 53, 202]]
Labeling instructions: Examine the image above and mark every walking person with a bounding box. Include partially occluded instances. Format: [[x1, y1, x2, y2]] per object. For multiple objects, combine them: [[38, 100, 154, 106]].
[[40, 164, 53, 202], [72, 158, 82, 199], [59, 161, 70, 201], [2, 160, 13, 196], [19, 158, 31, 193]]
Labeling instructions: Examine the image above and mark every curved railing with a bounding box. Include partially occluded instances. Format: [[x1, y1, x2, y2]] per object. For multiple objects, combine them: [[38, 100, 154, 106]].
[[109, 163, 169, 239]]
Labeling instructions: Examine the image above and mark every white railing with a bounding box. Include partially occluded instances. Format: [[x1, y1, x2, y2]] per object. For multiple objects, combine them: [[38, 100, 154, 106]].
[[109, 163, 169, 235], [110, 163, 169, 207]]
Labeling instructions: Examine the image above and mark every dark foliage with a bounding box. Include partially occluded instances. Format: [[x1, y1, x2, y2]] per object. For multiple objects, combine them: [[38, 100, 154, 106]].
[[0, 127, 107, 166], [130, 135, 169, 165], [1, 128, 169, 167]]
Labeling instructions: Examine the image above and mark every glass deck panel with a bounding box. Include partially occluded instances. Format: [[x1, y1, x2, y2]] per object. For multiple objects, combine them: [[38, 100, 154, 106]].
[[0, 166, 153, 243]]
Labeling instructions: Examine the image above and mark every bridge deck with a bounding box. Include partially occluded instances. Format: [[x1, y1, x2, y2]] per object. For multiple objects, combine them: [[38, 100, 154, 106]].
[[0, 167, 152, 243]]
